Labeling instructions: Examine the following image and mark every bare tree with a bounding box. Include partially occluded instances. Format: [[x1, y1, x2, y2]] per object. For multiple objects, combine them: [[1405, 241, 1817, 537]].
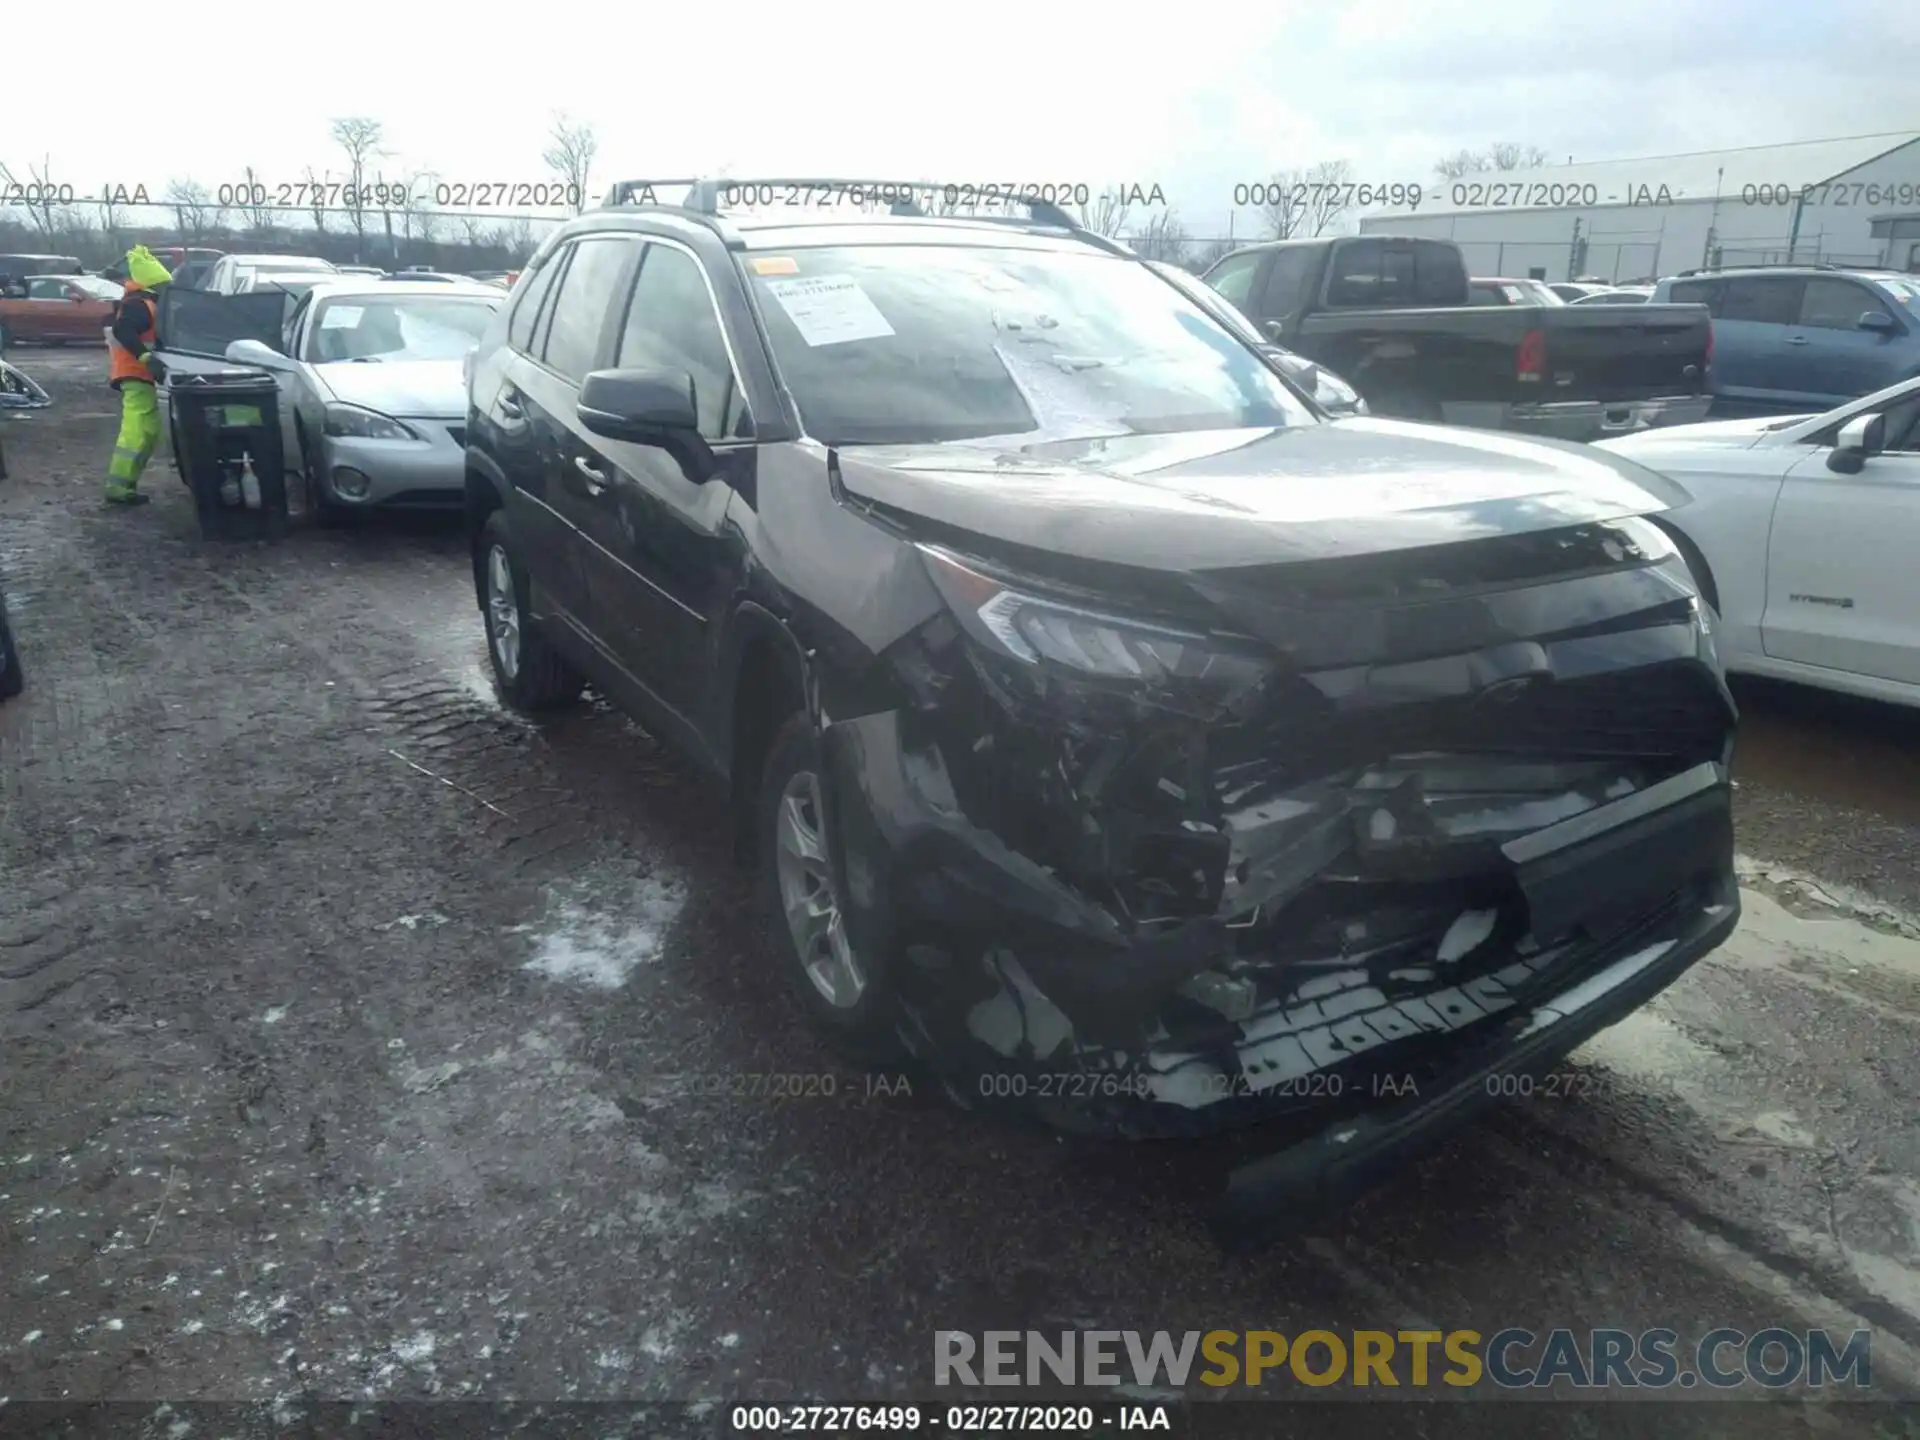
[[1433, 142, 1553, 179], [1299, 158, 1353, 237], [1189, 237, 1240, 272], [240, 165, 274, 235], [459, 213, 487, 250], [0, 157, 70, 241], [304, 165, 331, 236], [1076, 187, 1132, 238], [165, 179, 214, 241], [507, 217, 539, 262], [542, 113, 598, 217], [1130, 210, 1191, 265], [330, 116, 386, 255], [1258, 171, 1308, 239], [97, 185, 125, 251]]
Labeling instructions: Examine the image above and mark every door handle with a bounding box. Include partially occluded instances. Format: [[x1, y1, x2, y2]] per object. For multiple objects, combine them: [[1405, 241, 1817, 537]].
[[498, 390, 524, 419], [573, 454, 608, 494], [1784, 335, 1810, 345]]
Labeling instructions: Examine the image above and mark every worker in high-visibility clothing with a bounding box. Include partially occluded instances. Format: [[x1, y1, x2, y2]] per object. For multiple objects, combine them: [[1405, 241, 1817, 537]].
[[103, 245, 173, 506]]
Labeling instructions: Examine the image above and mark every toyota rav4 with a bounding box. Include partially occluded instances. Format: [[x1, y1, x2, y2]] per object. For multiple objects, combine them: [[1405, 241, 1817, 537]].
[[461, 179, 1740, 1220]]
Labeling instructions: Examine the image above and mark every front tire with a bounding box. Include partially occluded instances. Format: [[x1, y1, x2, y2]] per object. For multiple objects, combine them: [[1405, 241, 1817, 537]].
[[478, 509, 583, 711], [759, 713, 905, 1064], [296, 420, 344, 525]]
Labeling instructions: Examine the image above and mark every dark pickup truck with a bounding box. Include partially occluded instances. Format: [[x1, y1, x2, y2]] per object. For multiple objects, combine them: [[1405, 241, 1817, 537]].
[[1202, 235, 1713, 441]]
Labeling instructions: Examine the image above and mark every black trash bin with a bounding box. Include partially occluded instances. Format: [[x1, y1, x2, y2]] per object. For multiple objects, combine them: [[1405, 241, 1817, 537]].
[[169, 370, 290, 541]]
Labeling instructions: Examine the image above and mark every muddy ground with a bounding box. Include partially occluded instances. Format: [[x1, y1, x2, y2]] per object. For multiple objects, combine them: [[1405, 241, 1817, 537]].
[[5, 350, 1920, 1436]]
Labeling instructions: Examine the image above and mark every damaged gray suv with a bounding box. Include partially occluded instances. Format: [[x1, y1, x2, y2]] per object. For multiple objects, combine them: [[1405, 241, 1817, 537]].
[[463, 179, 1739, 1219]]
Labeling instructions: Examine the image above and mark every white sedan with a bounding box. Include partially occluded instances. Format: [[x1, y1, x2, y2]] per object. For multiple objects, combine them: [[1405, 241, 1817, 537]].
[[1596, 376, 1920, 707]]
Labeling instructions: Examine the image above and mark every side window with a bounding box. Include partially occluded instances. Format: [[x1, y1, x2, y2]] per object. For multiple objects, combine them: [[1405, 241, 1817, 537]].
[[1798, 278, 1887, 330], [1204, 252, 1263, 309], [1411, 242, 1467, 305], [1324, 240, 1380, 307], [1255, 247, 1314, 322], [1467, 284, 1505, 306], [507, 249, 565, 355], [1881, 394, 1920, 454], [27, 279, 64, 299], [1326, 240, 1423, 308], [1719, 277, 1803, 325], [1667, 280, 1720, 312], [616, 244, 747, 441], [540, 236, 641, 382]]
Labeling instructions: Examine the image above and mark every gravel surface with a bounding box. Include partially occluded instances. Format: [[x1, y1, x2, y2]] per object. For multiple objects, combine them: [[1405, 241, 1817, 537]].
[[4, 350, 1919, 1436]]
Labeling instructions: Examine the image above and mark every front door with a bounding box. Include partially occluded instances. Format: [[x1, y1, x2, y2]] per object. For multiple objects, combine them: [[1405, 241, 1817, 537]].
[[1761, 390, 1920, 683], [1776, 277, 1905, 406], [581, 238, 752, 722]]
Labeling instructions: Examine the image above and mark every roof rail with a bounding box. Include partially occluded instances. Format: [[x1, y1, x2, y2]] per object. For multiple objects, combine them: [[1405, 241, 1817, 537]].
[[1674, 260, 1845, 276], [598, 176, 1133, 255]]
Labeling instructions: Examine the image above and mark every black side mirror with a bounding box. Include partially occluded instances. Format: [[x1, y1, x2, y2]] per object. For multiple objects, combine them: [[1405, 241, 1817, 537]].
[[1858, 310, 1897, 333], [1827, 412, 1886, 474], [577, 367, 714, 481]]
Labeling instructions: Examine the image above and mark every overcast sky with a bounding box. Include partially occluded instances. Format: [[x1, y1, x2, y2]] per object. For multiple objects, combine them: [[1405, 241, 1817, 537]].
[[8, 0, 1918, 242]]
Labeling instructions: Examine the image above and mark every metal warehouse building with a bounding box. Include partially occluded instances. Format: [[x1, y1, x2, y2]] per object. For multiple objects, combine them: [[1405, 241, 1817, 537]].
[[1357, 130, 1920, 284]]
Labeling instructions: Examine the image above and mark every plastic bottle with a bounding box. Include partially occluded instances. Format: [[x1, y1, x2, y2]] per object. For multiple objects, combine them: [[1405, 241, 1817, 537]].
[[239, 451, 262, 511]]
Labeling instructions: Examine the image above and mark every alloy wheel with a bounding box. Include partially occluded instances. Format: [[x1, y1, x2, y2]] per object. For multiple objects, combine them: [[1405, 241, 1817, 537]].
[[486, 544, 520, 681], [774, 769, 866, 1008]]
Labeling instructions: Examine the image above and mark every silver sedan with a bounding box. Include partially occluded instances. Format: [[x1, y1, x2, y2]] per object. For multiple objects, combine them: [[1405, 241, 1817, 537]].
[[220, 280, 502, 517]]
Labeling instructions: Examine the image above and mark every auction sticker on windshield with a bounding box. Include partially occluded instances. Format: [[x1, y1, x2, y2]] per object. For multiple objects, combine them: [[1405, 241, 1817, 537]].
[[763, 275, 894, 347], [320, 306, 364, 330]]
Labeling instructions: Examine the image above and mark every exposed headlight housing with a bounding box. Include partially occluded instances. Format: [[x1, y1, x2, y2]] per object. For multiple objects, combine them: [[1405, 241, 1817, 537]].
[[917, 545, 1272, 704], [324, 403, 419, 441]]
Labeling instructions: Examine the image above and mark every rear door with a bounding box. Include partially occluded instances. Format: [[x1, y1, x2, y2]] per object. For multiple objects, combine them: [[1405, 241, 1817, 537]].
[[515, 234, 644, 658], [1761, 389, 1920, 682], [1779, 277, 1907, 405], [1712, 275, 1804, 403]]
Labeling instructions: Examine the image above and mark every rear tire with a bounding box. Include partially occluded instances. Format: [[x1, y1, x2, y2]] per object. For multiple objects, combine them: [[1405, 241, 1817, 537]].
[[478, 509, 584, 711], [758, 713, 906, 1065]]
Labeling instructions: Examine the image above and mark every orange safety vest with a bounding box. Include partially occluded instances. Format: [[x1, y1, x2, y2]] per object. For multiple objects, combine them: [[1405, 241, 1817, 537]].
[[106, 289, 158, 386]]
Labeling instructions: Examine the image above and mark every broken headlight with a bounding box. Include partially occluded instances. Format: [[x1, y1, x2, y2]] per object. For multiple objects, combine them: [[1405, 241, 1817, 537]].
[[918, 544, 1271, 697]]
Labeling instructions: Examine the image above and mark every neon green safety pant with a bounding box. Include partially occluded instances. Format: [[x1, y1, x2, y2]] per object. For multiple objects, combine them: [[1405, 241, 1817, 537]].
[[107, 380, 161, 493]]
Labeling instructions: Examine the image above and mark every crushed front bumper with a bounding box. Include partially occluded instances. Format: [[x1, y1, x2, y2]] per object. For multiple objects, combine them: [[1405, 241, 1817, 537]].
[[822, 692, 1737, 1209]]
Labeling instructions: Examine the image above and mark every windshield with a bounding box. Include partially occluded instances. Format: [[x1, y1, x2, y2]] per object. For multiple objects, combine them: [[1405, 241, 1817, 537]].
[[745, 245, 1316, 445], [304, 294, 500, 362], [1877, 277, 1920, 306]]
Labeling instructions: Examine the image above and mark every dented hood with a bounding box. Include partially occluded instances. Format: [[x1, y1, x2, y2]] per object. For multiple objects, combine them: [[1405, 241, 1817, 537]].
[[834, 419, 1690, 570]]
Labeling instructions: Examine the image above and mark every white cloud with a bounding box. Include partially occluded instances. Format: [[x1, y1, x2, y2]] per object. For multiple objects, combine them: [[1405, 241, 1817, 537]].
[[8, 0, 1917, 248]]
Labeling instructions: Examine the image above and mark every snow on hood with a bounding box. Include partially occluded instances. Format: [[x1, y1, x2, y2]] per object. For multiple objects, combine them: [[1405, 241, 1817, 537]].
[[314, 359, 467, 419]]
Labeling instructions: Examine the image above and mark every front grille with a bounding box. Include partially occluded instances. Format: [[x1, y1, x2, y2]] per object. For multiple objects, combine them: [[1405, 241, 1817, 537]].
[[1216, 659, 1730, 782]]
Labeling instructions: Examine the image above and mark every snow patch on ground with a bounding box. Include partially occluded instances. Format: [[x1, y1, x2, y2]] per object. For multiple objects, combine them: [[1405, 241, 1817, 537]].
[[261, 1006, 287, 1025], [524, 873, 688, 990]]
